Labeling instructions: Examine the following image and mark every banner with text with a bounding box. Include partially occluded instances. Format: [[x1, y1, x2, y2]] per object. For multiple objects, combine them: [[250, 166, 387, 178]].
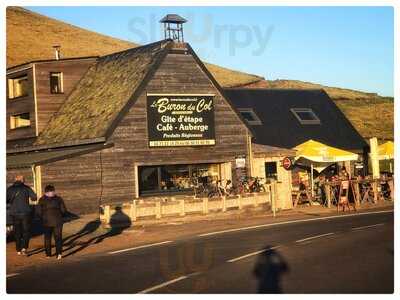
[[147, 94, 216, 147]]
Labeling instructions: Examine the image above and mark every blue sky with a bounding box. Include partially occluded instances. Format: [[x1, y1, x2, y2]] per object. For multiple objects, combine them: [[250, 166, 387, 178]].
[[27, 6, 394, 97]]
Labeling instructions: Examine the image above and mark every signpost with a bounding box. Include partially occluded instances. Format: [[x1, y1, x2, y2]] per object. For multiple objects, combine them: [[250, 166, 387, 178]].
[[282, 157, 293, 170], [235, 155, 247, 182], [147, 94, 215, 147], [235, 157, 246, 169]]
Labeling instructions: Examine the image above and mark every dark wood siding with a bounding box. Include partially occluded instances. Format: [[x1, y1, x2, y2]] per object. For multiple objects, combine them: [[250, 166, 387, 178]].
[[35, 59, 96, 134], [6, 67, 37, 141], [34, 52, 250, 215], [99, 52, 250, 204], [6, 168, 34, 188], [40, 151, 102, 214], [6, 59, 95, 146]]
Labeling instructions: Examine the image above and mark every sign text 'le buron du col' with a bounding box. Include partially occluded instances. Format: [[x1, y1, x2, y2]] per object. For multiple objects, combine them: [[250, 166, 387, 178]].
[[147, 94, 216, 147]]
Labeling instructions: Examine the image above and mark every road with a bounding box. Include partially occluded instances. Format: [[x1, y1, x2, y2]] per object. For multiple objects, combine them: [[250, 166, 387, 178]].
[[7, 210, 394, 293]]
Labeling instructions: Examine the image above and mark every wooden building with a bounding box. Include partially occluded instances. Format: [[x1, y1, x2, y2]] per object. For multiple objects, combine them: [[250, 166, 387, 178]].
[[7, 40, 257, 214], [8, 17, 365, 215], [7, 56, 98, 148]]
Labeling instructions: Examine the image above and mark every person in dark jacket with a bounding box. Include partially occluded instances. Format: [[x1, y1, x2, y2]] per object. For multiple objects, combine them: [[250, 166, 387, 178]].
[[6, 175, 37, 255], [37, 185, 67, 260]]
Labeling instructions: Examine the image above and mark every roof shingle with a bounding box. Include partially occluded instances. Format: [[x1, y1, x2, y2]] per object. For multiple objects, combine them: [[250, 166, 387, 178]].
[[225, 88, 368, 151], [36, 40, 171, 145]]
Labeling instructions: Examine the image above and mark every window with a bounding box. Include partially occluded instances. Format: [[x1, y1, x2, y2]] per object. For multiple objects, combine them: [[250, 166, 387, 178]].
[[10, 113, 31, 129], [8, 75, 29, 99], [50, 72, 63, 94], [238, 108, 262, 125], [290, 108, 321, 125], [139, 163, 220, 195], [265, 162, 278, 180]]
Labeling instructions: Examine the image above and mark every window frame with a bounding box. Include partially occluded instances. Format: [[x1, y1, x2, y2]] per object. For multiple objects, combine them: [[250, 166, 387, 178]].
[[238, 108, 262, 125], [49, 72, 64, 94], [10, 112, 31, 130], [7, 75, 29, 99], [290, 108, 321, 125], [138, 163, 220, 196], [265, 161, 278, 181]]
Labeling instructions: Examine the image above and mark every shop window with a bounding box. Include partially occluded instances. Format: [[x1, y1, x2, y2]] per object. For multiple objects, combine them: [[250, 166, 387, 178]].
[[50, 72, 63, 94], [10, 113, 31, 129], [139, 163, 219, 195], [265, 162, 278, 181], [238, 108, 262, 125], [139, 166, 159, 192], [8, 75, 29, 99], [160, 165, 190, 190], [290, 108, 320, 125]]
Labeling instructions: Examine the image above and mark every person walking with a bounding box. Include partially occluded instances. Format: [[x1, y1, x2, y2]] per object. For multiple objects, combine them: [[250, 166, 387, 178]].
[[6, 175, 37, 255], [37, 185, 67, 260]]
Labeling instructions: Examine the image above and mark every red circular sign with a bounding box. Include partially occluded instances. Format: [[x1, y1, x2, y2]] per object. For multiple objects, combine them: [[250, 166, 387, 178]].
[[282, 157, 292, 170]]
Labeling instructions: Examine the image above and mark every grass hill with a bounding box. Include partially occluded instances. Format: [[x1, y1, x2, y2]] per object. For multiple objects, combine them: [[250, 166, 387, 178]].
[[7, 7, 393, 140], [6, 7, 135, 67], [6, 7, 262, 87]]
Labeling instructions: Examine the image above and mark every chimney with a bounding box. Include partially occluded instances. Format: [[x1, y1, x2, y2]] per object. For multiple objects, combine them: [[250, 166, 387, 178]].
[[53, 45, 61, 60], [160, 14, 187, 43]]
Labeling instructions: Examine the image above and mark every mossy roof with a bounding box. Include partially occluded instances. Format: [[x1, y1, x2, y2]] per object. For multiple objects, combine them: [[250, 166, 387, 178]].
[[35, 40, 171, 146]]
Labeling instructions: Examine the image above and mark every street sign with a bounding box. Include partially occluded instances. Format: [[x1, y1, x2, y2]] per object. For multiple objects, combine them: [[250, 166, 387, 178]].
[[282, 157, 293, 170]]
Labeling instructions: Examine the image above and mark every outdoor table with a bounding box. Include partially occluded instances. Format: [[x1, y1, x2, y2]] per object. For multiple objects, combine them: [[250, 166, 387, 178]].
[[331, 184, 339, 205], [357, 180, 373, 204], [323, 181, 340, 208], [292, 187, 313, 208], [350, 180, 361, 206]]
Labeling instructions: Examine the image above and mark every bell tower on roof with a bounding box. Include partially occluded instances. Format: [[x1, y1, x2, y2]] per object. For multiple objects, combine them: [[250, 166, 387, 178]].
[[160, 14, 187, 43]]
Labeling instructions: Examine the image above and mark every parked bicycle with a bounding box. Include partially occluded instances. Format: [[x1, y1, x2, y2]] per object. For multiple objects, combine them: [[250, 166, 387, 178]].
[[191, 176, 221, 198], [248, 177, 267, 193]]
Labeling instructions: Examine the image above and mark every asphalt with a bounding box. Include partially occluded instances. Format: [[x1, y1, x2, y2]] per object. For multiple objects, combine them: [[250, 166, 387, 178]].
[[7, 210, 394, 294]]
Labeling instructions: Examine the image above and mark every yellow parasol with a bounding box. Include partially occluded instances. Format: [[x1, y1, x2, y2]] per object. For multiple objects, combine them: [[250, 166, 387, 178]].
[[378, 141, 394, 173], [378, 141, 394, 160], [294, 139, 359, 196], [294, 139, 359, 163]]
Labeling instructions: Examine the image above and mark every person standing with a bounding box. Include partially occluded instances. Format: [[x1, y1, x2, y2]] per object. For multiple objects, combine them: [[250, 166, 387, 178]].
[[37, 185, 67, 260], [6, 175, 37, 255]]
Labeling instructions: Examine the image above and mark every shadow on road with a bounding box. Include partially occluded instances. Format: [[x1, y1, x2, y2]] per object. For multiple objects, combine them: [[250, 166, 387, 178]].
[[27, 207, 131, 258], [26, 212, 86, 256], [253, 245, 289, 293], [8, 210, 80, 245], [62, 206, 131, 258]]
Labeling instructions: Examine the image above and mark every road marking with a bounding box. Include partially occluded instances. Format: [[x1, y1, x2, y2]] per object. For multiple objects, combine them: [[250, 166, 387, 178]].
[[138, 276, 188, 293], [138, 272, 200, 293], [6, 273, 20, 278], [295, 232, 335, 243], [197, 209, 393, 237], [352, 223, 384, 231], [228, 245, 281, 263], [108, 240, 172, 255]]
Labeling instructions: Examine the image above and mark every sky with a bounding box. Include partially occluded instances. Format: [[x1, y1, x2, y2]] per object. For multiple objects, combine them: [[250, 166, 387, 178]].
[[27, 6, 394, 97]]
